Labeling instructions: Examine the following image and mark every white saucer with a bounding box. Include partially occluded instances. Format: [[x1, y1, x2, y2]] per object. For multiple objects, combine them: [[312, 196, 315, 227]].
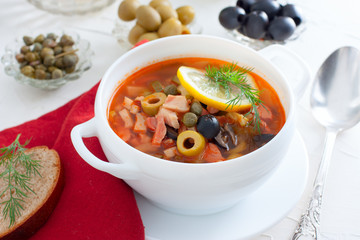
[[135, 131, 309, 240]]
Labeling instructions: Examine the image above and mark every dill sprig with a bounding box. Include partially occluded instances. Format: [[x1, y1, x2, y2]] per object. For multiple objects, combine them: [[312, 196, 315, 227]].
[[205, 63, 263, 132], [0, 134, 41, 228]]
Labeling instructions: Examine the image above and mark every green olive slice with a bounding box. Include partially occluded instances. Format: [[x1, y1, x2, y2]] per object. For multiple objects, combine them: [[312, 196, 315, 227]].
[[141, 92, 166, 116]]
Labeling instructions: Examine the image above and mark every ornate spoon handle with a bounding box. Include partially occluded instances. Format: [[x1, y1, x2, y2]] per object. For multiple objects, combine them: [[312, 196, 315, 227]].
[[292, 130, 338, 240]]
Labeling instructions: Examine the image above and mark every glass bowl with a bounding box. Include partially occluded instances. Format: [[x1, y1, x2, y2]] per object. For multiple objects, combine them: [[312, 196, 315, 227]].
[[1, 30, 93, 90], [227, 21, 306, 50], [27, 0, 116, 15]]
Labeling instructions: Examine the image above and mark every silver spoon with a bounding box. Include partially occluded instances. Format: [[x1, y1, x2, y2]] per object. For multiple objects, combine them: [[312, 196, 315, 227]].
[[292, 46, 360, 239]]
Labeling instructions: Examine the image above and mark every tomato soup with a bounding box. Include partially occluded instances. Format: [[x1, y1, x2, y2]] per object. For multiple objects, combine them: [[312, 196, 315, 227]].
[[107, 58, 285, 163]]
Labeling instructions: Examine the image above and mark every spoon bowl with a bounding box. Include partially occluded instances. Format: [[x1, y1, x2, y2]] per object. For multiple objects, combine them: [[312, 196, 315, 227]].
[[311, 46, 360, 131], [293, 46, 360, 239]]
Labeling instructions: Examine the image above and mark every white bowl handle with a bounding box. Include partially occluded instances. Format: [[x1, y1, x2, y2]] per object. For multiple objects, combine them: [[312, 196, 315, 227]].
[[259, 44, 312, 101], [71, 118, 140, 180]]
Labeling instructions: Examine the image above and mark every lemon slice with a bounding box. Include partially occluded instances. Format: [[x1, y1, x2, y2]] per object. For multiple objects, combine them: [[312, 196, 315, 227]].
[[177, 66, 258, 112]]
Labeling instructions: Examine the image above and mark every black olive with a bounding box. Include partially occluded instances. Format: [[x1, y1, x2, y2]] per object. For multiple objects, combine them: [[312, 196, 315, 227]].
[[253, 134, 275, 147], [280, 4, 303, 26], [166, 125, 178, 140], [242, 11, 269, 39], [267, 16, 296, 41], [250, 0, 281, 20], [236, 0, 258, 13], [219, 6, 246, 30], [197, 115, 220, 139]]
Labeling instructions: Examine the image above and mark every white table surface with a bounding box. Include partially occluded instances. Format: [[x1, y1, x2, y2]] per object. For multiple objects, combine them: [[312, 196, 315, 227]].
[[1, 0, 360, 239]]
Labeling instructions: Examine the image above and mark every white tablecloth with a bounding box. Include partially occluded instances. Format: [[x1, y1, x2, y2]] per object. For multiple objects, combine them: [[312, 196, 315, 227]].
[[1, 0, 360, 239]]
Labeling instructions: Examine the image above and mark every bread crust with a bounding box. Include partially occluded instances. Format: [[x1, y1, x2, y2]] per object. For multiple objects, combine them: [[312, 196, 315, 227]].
[[0, 146, 64, 240]]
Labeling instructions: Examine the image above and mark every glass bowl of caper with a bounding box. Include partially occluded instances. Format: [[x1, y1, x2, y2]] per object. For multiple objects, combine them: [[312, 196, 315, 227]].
[[1, 30, 93, 90]]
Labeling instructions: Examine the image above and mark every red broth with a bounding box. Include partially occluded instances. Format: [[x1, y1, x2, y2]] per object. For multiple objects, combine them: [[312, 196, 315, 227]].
[[107, 57, 285, 163]]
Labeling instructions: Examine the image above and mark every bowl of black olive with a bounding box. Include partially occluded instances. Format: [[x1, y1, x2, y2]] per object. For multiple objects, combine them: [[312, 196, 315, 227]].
[[219, 0, 305, 50], [1, 30, 93, 90]]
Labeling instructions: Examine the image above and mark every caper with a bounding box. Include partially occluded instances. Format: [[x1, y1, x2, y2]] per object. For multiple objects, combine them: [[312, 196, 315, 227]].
[[52, 69, 63, 79], [32, 42, 43, 52], [128, 24, 147, 44], [16, 32, 80, 81], [176, 6, 195, 25], [42, 38, 57, 48], [40, 47, 54, 58], [20, 46, 30, 54], [156, 4, 178, 21], [149, 0, 171, 8], [190, 101, 203, 116], [62, 46, 74, 53], [43, 55, 55, 67], [35, 64, 47, 71], [34, 34, 45, 43], [158, 17, 182, 37], [23, 36, 34, 46], [138, 32, 159, 42], [54, 46, 63, 55], [46, 33, 57, 40], [25, 52, 36, 62], [136, 5, 162, 31], [65, 66, 75, 73], [63, 54, 78, 68], [35, 69, 46, 79], [60, 34, 75, 46], [20, 65, 35, 77], [182, 112, 198, 127], [15, 53, 25, 63], [47, 66, 57, 73], [164, 84, 178, 95], [55, 58, 64, 68], [29, 60, 41, 67], [118, 0, 140, 21]]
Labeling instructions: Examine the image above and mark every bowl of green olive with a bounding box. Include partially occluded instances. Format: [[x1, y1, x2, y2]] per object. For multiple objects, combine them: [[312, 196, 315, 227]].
[[1, 30, 93, 90], [112, 0, 202, 47]]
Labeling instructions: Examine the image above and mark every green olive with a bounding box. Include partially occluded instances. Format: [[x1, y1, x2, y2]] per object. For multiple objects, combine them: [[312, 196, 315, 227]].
[[118, 0, 140, 21], [164, 84, 178, 95], [182, 112, 198, 127], [128, 24, 147, 44], [149, 0, 171, 8], [156, 4, 178, 22], [158, 18, 182, 38], [138, 32, 159, 42], [136, 5, 162, 31], [190, 101, 203, 116], [141, 92, 167, 116], [177, 130, 205, 156], [176, 6, 195, 25]]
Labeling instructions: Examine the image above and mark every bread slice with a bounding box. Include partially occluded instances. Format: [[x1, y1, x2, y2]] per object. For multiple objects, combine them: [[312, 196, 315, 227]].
[[0, 146, 64, 240]]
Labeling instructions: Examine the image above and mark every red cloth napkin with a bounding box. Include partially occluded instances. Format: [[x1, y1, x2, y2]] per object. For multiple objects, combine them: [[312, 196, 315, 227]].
[[0, 83, 145, 240]]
